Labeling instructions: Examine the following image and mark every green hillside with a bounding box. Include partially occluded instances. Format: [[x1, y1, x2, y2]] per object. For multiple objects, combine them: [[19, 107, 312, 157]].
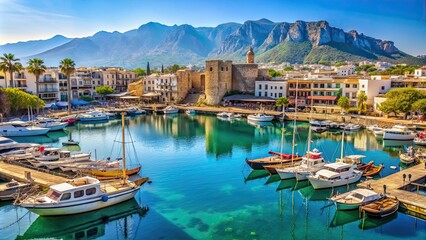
[[257, 41, 312, 64]]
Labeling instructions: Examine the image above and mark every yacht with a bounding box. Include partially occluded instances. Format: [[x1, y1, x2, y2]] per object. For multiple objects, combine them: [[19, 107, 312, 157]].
[[162, 106, 179, 114], [330, 189, 382, 211], [382, 125, 415, 140], [277, 148, 326, 180], [35, 117, 68, 131], [17, 176, 145, 216], [306, 162, 363, 189], [79, 111, 109, 121], [0, 121, 49, 137], [247, 113, 274, 122]]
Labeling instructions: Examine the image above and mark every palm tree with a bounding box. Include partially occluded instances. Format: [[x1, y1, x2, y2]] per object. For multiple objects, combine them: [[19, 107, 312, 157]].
[[0, 53, 23, 88], [276, 97, 289, 121], [337, 96, 350, 114], [357, 91, 368, 114], [59, 58, 76, 114], [27, 58, 47, 97]]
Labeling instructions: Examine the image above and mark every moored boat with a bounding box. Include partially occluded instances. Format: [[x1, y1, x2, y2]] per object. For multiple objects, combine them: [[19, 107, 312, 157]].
[[185, 109, 196, 115], [0, 121, 49, 137], [360, 196, 399, 218], [330, 188, 382, 211], [162, 106, 179, 114], [79, 111, 109, 122], [0, 179, 32, 201], [247, 113, 274, 122], [399, 146, 416, 165], [362, 163, 384, 177], [35, 117, 68, 131], [383, 125, 415, 141], [307, 162, 363, 189]]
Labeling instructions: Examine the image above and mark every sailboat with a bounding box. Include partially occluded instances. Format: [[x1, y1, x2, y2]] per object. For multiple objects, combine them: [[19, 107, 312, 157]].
[[62, 130, 79, 146], [17, 112, 148, 216]]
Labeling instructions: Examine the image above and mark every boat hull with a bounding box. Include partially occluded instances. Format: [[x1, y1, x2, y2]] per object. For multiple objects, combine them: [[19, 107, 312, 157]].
[[295, 171, 310, 181], [336, 202, 361, 211], [383, 132, 414, 141], [0, 128, 49, 137], [277, 170, 295, 180], [80, 116, 109, 121], [87, 166, 141, 178], [247, 116, 274, 122], [307, 172, 362, 190], [21, 187, 139, 216]]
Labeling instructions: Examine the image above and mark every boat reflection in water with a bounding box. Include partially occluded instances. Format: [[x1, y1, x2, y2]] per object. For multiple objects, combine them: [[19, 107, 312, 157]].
[[244, 170, 270, 183], [17, 199, 148, 240], [359, 212, 398, 230], [247, 120, 273, 128], [330, 209, 361, 227]]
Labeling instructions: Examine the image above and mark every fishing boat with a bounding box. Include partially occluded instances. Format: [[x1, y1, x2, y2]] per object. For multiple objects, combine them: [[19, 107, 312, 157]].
[[0, 121, 49, 137], [330, 188, 382, 211], [277, 149, 326, 180], [35, 117, 68, 131], [307, 162, 363, 189], [0, 179, 31, 201], [79, 110, 109, 121], [400, 146, 416, 165], [360, 196, 399, 218], [383, 125, 415, 141], [17, 113, 148, 216], [162, 106, 179, 114], [362, 163, 384, 177], [247, 113, 274, 122]]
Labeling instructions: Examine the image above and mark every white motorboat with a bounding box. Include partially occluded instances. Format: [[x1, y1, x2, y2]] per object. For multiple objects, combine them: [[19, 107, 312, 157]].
[[383, 125, 415, 141], [277, 149, 326, 180], [0, 137, 36, 155], [366, 124, 381, 131], [310, 120, 328, 133], [217, 112, 234, 119], [37, 151, 91, 170], [127, 107, 145, 115], [330, 189, 382, 211], [340, 124, 361, 132], [414, 137, 426, 146], [0, 121, 49, 137], [162, 106, 179, 114], [373, 129, 384, 138], [399, 146, 416, 165], [247, 113, 274, 122], [233, 114, 242, 118], [35, 117, 68, 131], [185, 109, 196, 115], [307, 162, 363, 189], [79, 111, 109, 121], [17, 176, 141, 216]]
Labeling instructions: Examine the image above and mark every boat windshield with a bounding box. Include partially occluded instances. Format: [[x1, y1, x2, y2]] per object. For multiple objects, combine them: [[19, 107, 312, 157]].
[[47, 189, 61, 201]]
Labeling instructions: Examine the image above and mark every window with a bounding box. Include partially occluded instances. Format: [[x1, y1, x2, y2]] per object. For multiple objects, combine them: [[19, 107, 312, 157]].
[[61, 193, 71, 200], [353, 84, 357, 88], [381, 86, 385, 90], [336, 84, 340, 88], [275, 86, 277, 89], [314, 84, 318, 88], [221, 67, 223, 71], [210, 67, 213, 71], [274, 93, 277, 98], [86, 188, 96, 195], [362, 84, 365, 88], [259, 84, 262, 90], [226, 67, 228, 71], [320, 84, 325, 88], [74, 190, 84, 198], [265, 84, 268, 89], [327, 84, 332, 88], [345, 93, 350, 97], [280, 86, 283, 90], [279, 93, 282, 97], [270, 86, 273, 90], [270, 93, 273, 97], [345, 84, 350, 88]]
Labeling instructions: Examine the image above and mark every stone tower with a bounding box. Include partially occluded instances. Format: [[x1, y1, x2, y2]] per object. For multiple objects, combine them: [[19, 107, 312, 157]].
[[246, 46, 254, 64], [204, 60, 233, 105]]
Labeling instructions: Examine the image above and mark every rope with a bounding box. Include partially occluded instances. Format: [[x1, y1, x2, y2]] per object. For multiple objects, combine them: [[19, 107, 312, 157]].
[[0, 208, 30, 231]]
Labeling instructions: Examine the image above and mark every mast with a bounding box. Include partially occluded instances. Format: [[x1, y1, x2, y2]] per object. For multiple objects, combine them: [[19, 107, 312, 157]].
[[291, 79, 298, 166], [121, 112, 127, 184], [307, 89, 313, 156], [340, 129, 345, 159]]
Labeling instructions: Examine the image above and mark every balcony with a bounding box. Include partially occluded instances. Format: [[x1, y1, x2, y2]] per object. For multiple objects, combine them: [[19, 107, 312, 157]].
[[39, 79, 58, 83], [39, 89, 59, 93]]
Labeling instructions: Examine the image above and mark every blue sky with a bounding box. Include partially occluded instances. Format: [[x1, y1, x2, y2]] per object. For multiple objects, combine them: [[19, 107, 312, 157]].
[[0, 0, 425, 55]]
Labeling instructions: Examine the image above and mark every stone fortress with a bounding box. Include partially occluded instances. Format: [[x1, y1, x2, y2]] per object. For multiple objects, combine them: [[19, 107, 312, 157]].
[[192, 46, 268, 105]]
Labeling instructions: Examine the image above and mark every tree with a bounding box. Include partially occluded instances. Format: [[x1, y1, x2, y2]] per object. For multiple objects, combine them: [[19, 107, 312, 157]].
[[276, 97, 289, 120], [334, 61, 346, 67], [27, 58, 47, 113], [283, 66, 294, 71], [59, 58, 76, 115], [379, 88, 424, 116], [412, 99, 426, 116], [96, 85, 114, 99], [132, 67, 146, 76], [0, 53, 23, 88], [268, 69, 283, 77], [337, 96, 350, 113], [1, 88, 45, 115], [357, 91, 368, 114], [170, 64, 184, 73]]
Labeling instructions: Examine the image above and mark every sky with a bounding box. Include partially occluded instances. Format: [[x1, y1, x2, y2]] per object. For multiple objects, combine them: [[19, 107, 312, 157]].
[[0, 0, 425, 55]]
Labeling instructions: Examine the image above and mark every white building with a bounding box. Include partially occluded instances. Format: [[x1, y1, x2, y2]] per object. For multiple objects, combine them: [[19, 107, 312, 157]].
[[358, 78, 392, 105], [414, 66, 426, 78], [143, 74, 157, 93], [255, 78, 288, 99], [154, 74, 178, 103], [336, 65, 355, 76], [375, 62, 392, 70]]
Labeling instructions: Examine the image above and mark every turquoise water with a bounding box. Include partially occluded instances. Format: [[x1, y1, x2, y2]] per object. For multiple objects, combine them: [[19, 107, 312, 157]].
[[1, 114, 425, 240]]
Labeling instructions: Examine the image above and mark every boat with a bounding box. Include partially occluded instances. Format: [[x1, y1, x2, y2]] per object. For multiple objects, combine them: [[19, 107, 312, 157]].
[[310, 120, 328, 133], [247, 113, 274, 122], [245, 155, 302, 170], [37, 151, 92, 170], [307, 162, 363, 189], [62, 139, 79, 146], [79, 111, 109, 122], [362, 163, 384, 177], [341, 124, 361, 132], [329, 122, 342, 130], [185, 109, 196, 115], [330, 188, 382, 211], [383, 125, 415, 141], [35, 117, 68, 131], [360, 196, 399, 218], [399, 146, 416, 165], [277, 149, 326, 180], [0, 121, 49, 137], [162, 106, 179, 114], [367, 124, 381, 132], [127, 107, 145, 115], [373, 129, 384, 138], [17, 112, 148, 216], [414, 132, 426, 146], [233, 114, 242, 118], [61, 116, 75, 124], [0, 179, 32, 201], [0, 137, 36, 156]]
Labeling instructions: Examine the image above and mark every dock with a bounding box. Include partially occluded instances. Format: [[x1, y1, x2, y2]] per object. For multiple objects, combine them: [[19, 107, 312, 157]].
[[358, 164, 426, 217], [0, 161, 68, 187]]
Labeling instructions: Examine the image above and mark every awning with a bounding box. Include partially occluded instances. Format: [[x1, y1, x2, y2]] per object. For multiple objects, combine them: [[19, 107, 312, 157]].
[[71, 100, 90, 106], [142, 92, 161, 97], [119, 96, 140, 99], [307, 96, 337, 101], [106, 92, 128, 97], [55, 101, 68, 107]]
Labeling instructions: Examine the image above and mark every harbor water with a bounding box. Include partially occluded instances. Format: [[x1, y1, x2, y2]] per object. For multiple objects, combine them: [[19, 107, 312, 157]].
[[1, 113, 425, 240]]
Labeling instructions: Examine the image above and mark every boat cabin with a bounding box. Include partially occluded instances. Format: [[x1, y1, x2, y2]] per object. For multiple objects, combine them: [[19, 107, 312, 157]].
[[345, 189, 381, 203], [337, 155, 365, 165], [59, 151, 72, 158], [43, 177, 102, 203]]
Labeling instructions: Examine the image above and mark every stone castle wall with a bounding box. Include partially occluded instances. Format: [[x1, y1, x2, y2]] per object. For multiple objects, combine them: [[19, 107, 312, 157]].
[[176, 69, 192, 102], [205, 60, 232, 105], [190, 72, 205, 92], [232, 64, 259, 92]]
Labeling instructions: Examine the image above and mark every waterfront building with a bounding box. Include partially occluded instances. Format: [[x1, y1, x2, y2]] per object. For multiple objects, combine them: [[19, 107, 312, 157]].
[[335, 65, 355, 76], [101, 68, 138, 93], [255, 78, 288, 99], [358, 77, 391, 105], [414, 66, 426, 78]]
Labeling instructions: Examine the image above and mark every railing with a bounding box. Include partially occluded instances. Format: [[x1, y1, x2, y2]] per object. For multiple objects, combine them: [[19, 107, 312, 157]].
[[39, 89, 58, 93]]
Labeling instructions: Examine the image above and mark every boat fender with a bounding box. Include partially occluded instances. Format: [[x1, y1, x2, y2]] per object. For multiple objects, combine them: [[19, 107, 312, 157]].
[[101, 195, 109, 202], [148, 180, 152, 184]]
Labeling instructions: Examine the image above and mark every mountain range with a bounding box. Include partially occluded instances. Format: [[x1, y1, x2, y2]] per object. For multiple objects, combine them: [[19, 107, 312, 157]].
[[1, 19, 425, 68]]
